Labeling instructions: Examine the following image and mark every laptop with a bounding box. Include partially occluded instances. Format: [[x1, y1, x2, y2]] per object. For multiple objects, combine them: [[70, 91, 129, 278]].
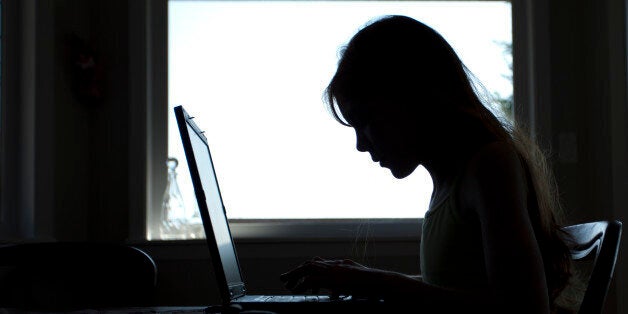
[[174, 105, 390, 313]]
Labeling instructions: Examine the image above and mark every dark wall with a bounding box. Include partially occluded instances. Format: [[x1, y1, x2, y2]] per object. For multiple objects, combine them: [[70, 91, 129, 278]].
[[55, 0, 131, 241], [19, 0, 133, 241], [547, 0, 627, 225], [543, 1, 628, 312]]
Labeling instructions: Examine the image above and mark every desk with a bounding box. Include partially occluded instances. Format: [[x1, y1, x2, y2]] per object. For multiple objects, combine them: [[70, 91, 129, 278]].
[[0, 303, 393, 314], [0, 307, 208, 314]]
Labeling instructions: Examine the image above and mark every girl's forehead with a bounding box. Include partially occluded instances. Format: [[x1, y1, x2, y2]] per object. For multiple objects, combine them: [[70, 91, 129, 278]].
[[335, 102, 357, 126], [337, 99, 363, 119], [337, 99, 383, 128]]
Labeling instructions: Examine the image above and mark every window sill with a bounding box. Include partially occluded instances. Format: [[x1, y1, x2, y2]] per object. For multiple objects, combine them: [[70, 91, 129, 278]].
[[138, 218, 422, 243], [133, 218, 422, 260], [229, 218, 422, 242]]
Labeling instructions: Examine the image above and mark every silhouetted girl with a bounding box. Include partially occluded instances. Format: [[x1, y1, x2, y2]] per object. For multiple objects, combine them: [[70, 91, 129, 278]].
[[281, 15, 573, 314]]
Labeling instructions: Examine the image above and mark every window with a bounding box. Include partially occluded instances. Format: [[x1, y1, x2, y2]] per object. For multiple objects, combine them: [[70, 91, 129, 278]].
[[147, 0, 513, 240]]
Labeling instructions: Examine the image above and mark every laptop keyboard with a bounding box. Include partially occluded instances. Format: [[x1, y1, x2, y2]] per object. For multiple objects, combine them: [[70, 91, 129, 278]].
[[252, 295, 333, 302]]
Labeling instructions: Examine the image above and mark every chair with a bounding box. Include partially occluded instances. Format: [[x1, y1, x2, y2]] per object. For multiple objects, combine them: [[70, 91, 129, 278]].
[[0, 242, 158, 311], [562, 220, 622, 314]]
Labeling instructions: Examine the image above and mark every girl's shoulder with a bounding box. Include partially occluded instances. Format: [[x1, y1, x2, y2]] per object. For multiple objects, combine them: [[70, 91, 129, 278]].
[[463, 140, 524, 180], [458, 140, 529, 218]]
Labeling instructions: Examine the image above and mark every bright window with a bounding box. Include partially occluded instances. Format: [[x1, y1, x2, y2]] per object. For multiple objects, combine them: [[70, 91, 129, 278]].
[[164, 1, 512, 225]]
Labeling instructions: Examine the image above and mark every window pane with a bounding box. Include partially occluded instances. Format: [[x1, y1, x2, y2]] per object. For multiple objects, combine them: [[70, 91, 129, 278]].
[[167, 1, 512, 219]]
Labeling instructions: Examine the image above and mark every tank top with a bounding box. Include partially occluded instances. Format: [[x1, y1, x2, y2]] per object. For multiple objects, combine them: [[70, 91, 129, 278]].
[[419, 178, 489, 291]]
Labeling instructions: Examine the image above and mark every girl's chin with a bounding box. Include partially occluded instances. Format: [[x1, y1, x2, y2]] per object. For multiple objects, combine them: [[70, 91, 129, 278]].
[[387, 161, 420, 179], [389, 167, 413, 179]]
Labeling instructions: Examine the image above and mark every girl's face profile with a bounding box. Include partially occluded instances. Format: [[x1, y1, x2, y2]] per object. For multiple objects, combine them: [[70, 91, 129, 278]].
[[340, 100, 422, 179]]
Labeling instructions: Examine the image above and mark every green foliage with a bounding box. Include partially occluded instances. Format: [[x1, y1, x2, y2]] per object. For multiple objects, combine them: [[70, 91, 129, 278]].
[[492, 41, 513, 123]]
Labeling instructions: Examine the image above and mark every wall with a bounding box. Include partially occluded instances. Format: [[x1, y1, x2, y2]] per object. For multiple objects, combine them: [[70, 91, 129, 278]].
[[4, 0, 132, 242], [541, 1, 628, 313], [51, 0, 132, 241]]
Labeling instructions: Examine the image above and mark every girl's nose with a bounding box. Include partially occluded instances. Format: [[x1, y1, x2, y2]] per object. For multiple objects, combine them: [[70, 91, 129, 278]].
[[355, 130, 369, 152]]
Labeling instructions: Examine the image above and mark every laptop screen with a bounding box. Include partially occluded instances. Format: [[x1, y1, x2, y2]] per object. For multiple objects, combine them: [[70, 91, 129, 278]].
[[186, 122, 244, 288], [175, 105, 248, 302]]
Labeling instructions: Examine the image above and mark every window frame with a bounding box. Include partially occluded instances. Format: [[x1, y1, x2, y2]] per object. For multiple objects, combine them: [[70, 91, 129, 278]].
[[0, 0, 10, 238], [131, 0, 536, 242], [0, 0, 58, 241], [0, 0, 23, 239]]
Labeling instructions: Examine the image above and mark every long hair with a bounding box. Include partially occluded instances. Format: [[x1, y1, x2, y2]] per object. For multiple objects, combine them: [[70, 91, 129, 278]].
[[324, 15, 573, 311]]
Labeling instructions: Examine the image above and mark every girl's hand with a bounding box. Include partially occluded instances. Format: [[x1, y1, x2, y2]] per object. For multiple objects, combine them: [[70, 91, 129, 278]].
[[279, 257, 378, 297]]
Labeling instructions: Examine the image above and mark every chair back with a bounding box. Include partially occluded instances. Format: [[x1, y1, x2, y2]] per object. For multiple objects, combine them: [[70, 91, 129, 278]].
[[562, 220, 622, 314]]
